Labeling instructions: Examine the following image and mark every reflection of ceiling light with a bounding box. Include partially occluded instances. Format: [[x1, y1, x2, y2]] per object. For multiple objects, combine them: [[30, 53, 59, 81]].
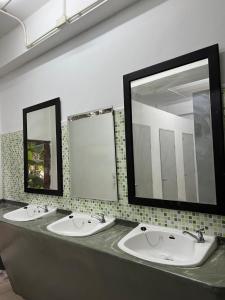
[[168, 78, 209, 97], [131, 59, 208, 88]]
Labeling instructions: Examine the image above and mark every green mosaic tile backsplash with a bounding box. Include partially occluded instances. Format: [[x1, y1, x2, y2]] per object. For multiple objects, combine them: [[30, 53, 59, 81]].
[[1, 109, 225, 237]]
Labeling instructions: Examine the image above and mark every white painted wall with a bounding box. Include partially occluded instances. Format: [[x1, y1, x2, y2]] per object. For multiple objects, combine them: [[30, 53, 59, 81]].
[[132, 100, 195, 201], [1, 0, 225, 134]]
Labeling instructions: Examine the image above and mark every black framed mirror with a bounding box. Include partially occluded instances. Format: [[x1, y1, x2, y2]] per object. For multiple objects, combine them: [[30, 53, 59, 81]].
[[124, 44, 225, 215], [23, 98, 63, 196]]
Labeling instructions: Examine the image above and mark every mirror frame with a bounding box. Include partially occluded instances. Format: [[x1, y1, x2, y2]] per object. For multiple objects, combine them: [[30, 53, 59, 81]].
[[123, 44, 225, 215], [23, 98, 63, 196]]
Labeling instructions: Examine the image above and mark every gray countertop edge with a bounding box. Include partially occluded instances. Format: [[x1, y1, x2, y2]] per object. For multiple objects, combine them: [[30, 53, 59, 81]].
[[0, 199, 225, 290]]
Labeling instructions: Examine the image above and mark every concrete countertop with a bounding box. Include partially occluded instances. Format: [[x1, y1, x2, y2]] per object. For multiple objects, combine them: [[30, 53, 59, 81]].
[[0, 200, 225, 290]]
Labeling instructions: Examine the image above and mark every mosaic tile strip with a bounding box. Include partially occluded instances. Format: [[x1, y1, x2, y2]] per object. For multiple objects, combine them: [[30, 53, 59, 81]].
[[0, 135, 2, 199], [1, 109, 225, 237]]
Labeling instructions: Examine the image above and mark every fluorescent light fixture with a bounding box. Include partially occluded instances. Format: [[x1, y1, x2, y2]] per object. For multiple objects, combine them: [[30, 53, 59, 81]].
[[131, 59, 208, 88], [0, 0, 11, 9], [0, 0, 108, 49], [27, 27, 60, 48]]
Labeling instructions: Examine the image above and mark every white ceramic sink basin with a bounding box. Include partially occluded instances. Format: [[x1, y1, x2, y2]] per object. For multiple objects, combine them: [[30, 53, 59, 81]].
[[47, 213, 115, 237], [118, 224, 217, 267], [3, 204, 57, 221]]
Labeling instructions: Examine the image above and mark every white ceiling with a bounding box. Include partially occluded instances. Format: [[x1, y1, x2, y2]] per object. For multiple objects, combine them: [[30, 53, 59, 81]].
[[0, 0, 49, 38], [132, 64, 209, 107], [0, 0, 140, 78]]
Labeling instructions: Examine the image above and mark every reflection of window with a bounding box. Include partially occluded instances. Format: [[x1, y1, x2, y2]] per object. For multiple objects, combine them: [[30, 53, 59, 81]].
[[27, 140, 51, 189]]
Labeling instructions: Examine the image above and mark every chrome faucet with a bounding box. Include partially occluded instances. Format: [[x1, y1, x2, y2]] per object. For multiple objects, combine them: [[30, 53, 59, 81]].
[[43, 205, 49, 213], [183, 228, 205, 243], [92, 213, 106, 223], [37, 205, 49, 213]]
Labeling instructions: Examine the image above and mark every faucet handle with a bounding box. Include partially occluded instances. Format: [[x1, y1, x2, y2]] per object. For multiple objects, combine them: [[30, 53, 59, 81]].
[[98, 213, 105, 221], [196, 228, 205, 233], [92, 213, 105, 223], [196, 228, 205, 242]]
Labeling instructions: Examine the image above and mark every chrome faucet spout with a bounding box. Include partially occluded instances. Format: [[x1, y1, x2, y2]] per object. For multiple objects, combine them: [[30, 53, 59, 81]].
[[92, 213, 106, 223], [183, 228, 205, 243], [37, 205, 49, 213]]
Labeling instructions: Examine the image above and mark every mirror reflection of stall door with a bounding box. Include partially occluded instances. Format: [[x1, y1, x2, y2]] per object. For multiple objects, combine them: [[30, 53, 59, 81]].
[[193, 91, 216, 204], [182, 133, 198, 202], [133, 124, 153, 198], [159, 129, 178, 200]]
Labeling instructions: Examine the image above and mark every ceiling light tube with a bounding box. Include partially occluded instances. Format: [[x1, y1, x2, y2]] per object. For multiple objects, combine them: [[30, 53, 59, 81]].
[[0, 6, 62, 49], [131, 59, 208, 88], [0, 0, 12, 10], [68, 0, 108, 23], [27, 27, 60, 48]]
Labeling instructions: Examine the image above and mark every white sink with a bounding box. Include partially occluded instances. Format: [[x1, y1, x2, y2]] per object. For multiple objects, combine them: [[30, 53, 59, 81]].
[[3, 204, 57, 221], [118, 224, 217, 267], [47, 213, 115, 237]]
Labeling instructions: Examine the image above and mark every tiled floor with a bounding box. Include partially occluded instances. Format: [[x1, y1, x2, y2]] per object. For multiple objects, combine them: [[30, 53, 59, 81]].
[[0, 271, 24, 300]]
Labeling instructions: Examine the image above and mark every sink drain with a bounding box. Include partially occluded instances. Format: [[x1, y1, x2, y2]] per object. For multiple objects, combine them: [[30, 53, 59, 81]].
[[159, 254, 174, 261], [164, 257, 174, 261]]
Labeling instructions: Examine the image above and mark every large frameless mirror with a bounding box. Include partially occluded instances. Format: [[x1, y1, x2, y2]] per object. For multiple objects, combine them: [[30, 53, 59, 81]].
[[124, 44, 225, 214], [23, 98, 63, 196], [68, 108, 118, 202]]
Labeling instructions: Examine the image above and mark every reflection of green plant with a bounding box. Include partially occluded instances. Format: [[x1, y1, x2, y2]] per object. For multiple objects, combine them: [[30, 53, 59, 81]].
[[27, 141, 46, 189]]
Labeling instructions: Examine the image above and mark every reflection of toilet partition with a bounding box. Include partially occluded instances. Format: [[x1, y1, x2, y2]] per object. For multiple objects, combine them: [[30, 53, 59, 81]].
[[159, 129, 178, 201]]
